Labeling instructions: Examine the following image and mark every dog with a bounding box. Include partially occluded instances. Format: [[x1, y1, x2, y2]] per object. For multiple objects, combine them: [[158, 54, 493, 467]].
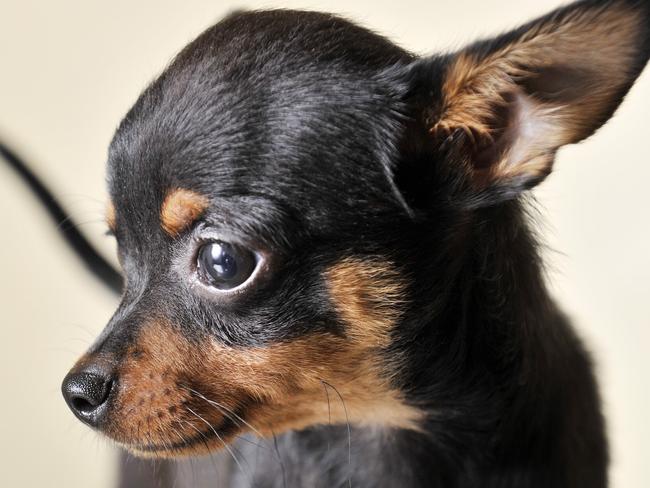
[[47, 0, 650, 486]]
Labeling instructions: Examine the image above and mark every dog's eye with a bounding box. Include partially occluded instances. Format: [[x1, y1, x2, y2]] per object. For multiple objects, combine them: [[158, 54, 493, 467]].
[[196, 241, 257, 290]]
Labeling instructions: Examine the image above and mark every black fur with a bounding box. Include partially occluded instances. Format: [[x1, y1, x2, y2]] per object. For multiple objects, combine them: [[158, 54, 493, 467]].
[[5, 1, 648, 487]]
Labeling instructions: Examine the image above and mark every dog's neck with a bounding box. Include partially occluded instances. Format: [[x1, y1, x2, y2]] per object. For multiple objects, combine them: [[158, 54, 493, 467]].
[[392, 200, 564, 478], [405, 199, 559, 402]]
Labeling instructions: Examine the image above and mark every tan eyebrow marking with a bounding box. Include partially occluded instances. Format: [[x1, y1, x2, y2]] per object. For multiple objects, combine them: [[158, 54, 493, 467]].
[[160, 188, 209, 237], [106, 201, 116, 233]]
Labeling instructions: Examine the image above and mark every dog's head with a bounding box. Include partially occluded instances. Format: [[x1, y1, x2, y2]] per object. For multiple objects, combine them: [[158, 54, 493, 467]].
[[62, 2, 649, 457]]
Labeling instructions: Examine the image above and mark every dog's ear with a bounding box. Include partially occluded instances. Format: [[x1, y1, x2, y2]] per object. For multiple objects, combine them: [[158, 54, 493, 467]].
[[410, 0, 649, 199]]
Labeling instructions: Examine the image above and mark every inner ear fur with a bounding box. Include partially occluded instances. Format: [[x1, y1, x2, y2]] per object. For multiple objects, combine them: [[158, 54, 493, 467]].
[[428, 0, 650, 192]]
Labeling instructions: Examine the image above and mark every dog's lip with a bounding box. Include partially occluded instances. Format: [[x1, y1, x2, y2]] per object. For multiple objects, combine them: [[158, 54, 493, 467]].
[[129, 411, 241, 453], [133, 428, 219, 453]]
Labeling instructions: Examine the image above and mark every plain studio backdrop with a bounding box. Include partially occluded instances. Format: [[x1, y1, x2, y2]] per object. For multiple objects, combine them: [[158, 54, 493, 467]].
[[1, 1, 648, 486]]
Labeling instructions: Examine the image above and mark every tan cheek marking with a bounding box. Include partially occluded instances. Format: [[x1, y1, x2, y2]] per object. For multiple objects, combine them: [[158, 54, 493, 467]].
[[106, 201, 116, 233], [225, 258, 422, 436], [108, 260, 421, 457], [245, 334, 424, 436], [326, 257, 405, 348], [244, 258, 423, 434], [160, 188, 209, 237]]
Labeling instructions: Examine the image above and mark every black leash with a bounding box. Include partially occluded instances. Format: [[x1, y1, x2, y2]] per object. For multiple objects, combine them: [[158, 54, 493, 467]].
[[0, 140, 123, 294]]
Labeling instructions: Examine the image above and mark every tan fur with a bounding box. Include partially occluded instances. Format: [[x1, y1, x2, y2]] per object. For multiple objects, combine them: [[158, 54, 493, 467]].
[[96, 258, 421, 457], [326, 257, 405, 349], [106, 201, 116, 233], [160, 188, 209, 237], [432, 3, 643, 184]]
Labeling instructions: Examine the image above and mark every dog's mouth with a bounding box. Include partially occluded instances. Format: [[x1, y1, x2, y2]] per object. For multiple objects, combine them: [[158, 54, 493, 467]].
[[131, 421, 236, 455], [114, 402, 247, 457], [133, 428, 219, 454]]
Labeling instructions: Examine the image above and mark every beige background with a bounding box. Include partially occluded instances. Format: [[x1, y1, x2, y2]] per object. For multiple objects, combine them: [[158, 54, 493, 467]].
[[1, 1, 648, 486]]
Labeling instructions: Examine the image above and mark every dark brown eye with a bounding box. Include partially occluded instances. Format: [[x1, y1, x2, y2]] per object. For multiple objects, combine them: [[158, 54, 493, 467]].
[[196, 241, 257, 290]]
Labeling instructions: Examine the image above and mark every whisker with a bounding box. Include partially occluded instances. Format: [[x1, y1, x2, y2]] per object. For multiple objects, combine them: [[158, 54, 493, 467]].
[[182, 388, 267, 450], [178, 419, 222, 482], [169, 419, 222, 483], [182, 386, 287, 478], [185, 407, 250, 480], [55, 216, 107, 232], [321, 380, 352, 488], [322, 380, 332, 454], [159, 428, 194, 488], [184, 387, 266, 440]]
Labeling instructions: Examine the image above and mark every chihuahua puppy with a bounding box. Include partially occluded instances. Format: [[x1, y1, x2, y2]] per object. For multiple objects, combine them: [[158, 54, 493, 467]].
[[59, 0, 649, 486]]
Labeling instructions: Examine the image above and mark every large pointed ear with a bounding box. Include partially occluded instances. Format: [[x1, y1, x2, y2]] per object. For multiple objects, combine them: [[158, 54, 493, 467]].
[[420, 0, 650, 196]]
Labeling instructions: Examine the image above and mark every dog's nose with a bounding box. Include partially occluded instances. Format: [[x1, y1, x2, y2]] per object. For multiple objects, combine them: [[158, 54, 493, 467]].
[[61, 368, 115, 427]]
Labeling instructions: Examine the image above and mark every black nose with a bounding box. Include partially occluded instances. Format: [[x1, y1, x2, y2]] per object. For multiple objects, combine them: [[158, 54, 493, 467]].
[[61, 369, 114, 427]]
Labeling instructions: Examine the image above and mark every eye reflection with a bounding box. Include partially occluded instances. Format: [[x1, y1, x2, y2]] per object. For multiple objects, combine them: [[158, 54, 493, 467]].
[[197, 241, 257, 290]]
